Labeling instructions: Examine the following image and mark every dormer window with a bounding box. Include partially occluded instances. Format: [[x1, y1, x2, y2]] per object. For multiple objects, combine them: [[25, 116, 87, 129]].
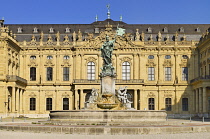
[[95, 28, 99, 33], [179, 27, 184, 33], [17, 27, 22, 33], [47, 55, 53, 59], [147, 27, 152, 33], [49, 27, 54, 33], [63, 55, 69, 60], [196, 27, 201, 32], [163, 27, 168, 33], [30, 55, 36, 59], [33, 27, 38, 33], [65, 28, 70, 33]]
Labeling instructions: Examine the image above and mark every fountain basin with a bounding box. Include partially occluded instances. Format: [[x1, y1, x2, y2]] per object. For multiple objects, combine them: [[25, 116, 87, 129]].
[[97, 103, 118, 109]]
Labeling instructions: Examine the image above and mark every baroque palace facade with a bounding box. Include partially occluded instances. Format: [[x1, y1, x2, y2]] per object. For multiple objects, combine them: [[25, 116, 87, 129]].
[[0, 19, 210, 118]]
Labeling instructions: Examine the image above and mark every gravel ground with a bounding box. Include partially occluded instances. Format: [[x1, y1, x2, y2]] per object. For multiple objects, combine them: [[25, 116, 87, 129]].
[[1, 130, 210, 139]]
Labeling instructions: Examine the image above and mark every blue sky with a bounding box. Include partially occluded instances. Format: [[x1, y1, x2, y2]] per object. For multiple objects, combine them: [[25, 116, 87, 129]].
[[1, 0, 210, 24]]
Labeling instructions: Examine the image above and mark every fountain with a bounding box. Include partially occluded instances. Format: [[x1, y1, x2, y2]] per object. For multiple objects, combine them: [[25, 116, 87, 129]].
[[49, 27, 167, 123]]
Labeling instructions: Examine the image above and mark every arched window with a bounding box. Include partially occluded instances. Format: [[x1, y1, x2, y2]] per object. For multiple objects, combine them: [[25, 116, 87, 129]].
[[87, 62, 95, 80], [30, 67, 36, 81], [122, 62, 130, 80]]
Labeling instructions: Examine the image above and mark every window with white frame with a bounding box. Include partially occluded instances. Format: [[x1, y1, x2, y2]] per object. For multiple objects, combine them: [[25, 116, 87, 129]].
[[165, 67, 171, 81], [182, 67, 188, 81], [148, 98, 155, 110], [87, 62, 95, 80], [46, 67, 53, 81], [30, 67, 36, 81], [122, 62, 130, 80], [148, 67, 155, 81], [63, 67, 69, 81], [165, 98, 172, 111]]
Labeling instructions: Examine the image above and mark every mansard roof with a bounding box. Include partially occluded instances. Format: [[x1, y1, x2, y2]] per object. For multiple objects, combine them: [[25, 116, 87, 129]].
[[5, 19, 210, 42]]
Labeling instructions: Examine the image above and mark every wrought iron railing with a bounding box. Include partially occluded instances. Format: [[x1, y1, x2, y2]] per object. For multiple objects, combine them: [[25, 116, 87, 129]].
[[6, 75, 27, 84], [73, 79, 144, 84], [190, 75, 210, 83]]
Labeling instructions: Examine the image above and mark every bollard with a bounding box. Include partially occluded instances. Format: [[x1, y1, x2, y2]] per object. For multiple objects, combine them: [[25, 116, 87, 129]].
[[24, 117, 26, 122], [203, 117, 204, 122], [12, 116, 14, 122], [166, 116, 168, 121], [190, 117, 191, 122], [0, 117, 2, 122], [48, 116, 50, 121]]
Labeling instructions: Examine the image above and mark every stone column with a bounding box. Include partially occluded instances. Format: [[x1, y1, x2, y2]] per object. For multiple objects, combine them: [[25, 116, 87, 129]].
[[74, 89, 79, 110], [80, 89, 84, 109], [11, 87, 16, 112], [19, 89, 23, 114], [195, 89, 199, 113], [80, 54, 83, 79], [203, 87, 207, 113], [116, 54, 120, 79], [134, 89, 138, 109], [133, 54, 138, 79], [16, 88, 20, 112], [199, 88, 203, 113]]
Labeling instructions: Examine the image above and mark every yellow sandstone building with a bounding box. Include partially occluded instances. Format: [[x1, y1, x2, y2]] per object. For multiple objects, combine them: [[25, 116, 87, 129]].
[[0, 18, 210, 118]]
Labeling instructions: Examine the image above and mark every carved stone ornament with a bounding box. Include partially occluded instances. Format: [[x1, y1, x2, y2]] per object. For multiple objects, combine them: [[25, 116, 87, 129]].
[[164, 91, 173, 97], [62, 92, 70, 98], [120, 57, 132, 65], [163, 60, 173, 67], [85, 57, 97, 65], [146, 59, 156, 67], [147, 92, 155, 97], [44, 59, 54, 66], [28, 59, 38, 67], [29, 92, 36, 97], [83, 26, 135, 49], [45, 92, 53, 97], [61, 59, 71, 67], [29, 35, 38, 46]]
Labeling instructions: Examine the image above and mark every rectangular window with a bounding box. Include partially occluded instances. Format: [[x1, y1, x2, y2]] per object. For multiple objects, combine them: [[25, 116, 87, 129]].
[[63, 98, 69, 110], [30, 67, 36, 81], [165, 67, 171, 81], [63, 67, 69, 81], [148, 67, 155, 81], [182, 98, 188, 111], [148, 98, 155, 110], [47, 67, 53, 81], [30, 98, 36, 110], [165, 98, 172, 111], [182, 67, 188, 81], [46, 98, 52, 110]]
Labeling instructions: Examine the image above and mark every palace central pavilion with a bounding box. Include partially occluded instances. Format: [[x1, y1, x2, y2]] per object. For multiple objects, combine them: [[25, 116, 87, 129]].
[[0, 18, 210, 118]]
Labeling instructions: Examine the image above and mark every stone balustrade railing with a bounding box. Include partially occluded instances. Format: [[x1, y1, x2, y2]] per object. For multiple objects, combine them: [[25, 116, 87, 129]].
[[190, 75, 210, 83], [73, 79, 144, 84]]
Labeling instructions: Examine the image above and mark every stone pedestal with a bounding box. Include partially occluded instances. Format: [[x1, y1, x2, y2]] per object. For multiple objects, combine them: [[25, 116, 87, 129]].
[[101, 76, 115, 95]]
